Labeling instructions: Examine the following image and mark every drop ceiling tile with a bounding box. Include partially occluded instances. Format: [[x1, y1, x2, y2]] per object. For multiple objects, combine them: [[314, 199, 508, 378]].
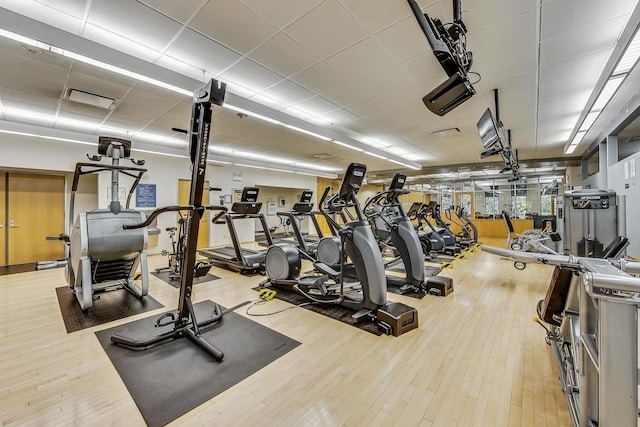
[[401, 52, 446, 83], [82, 23, 162, 63], [59, 99, 112, 119], [355, 63, 414, 92], [541, 0, 636, 41], [155, 55, 207, 81], [259, 80, 315, 106], [164, 29, 241, 77], [138, 0, 207, 23], [340, 0, 409, 33], [221, 58, 285, 93], [86, 0, 183, 51], [1, 0, 82, 33], [285, 0, 369, 58], [66, 70, 133, 101], [0, 85, 59, 109], [189, 0, 278, 54], [290, 61, 349, 93], [115, 87, 184, 119], [0, 51, 68, 97], [321, 81, 376, 108], [248, 33, 320, 77], [326, 37, 396, 81], [540, 15, 628, 67], [292, 96, 341, 116], [33, 0, 87, 17], [106, 111, 155, 128], [316, 108, 360, 125], [239, 0, 324, 29], [375, 17, 430, 62]]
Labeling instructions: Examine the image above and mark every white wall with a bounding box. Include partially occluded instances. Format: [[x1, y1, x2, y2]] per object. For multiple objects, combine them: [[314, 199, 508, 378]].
[[605, 153, 639, 254], [0, 133, 316, 254]]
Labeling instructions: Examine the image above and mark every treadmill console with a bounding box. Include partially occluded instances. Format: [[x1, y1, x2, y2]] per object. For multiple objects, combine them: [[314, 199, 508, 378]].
[[389, 173, 406, 190], [293, 190, 314, 213], [339, 163, 366, 200], [231, 186, 262, 214]]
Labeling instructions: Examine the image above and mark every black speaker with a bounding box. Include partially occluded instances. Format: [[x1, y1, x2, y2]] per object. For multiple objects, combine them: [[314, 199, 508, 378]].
[[422, 72, 475, 116]]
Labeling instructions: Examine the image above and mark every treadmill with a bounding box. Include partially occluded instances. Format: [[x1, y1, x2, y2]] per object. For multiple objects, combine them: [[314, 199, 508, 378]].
[[199, 187, 272, 274], [275, 190, 324, 254]]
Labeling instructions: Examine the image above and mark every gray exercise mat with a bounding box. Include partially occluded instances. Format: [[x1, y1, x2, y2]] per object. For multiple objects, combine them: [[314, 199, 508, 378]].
[[56, 286, 164, 333], [95, 300, 300, 427], [151, 270, 220, 288]]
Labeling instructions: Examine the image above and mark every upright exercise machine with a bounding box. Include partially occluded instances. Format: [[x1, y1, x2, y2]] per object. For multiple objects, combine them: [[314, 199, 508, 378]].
[[199, 186, 272, 274], [364, 173, 424, 293], [64, 137, 150, 311], [111, 78, 228, 360], [261, 163, 419, 335]]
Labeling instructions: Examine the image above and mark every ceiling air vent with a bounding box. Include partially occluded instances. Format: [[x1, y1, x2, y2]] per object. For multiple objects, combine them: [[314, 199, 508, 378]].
[[66, 89, 116, 110], [432, 127, 462, 138]]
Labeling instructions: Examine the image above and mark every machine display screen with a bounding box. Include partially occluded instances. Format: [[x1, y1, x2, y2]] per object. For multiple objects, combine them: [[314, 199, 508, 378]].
[[571, 195, 609, 209]]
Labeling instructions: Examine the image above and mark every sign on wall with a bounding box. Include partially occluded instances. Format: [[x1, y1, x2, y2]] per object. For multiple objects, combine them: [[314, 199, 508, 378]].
[[136, 183, 157, 208]]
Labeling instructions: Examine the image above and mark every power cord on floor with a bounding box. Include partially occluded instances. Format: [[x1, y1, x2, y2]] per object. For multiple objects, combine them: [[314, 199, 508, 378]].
[[245, 289, 316, 316]]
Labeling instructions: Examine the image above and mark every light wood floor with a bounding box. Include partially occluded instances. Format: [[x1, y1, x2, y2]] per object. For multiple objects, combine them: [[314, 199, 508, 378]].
[[0, 238, 571, 426]]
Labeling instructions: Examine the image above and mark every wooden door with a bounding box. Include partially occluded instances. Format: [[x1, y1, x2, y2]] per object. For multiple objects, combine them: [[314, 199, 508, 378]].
[[8, 173, 65, 265], [178, 179, 209, 249], [0, 173, 5, 266]]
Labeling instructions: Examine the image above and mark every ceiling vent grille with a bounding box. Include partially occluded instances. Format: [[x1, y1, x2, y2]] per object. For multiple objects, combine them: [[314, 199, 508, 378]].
[[66, 89, 116, 110], [432, 127, 462, 138]]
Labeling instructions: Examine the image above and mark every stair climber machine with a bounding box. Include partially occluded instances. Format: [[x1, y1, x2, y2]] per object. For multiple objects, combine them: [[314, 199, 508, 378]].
[[199, 186, 273, 274], [432, 203, 462, 249], [444, 205, 478, 247], [482, 236, 635, 427], [407, 202, 433, 257], [364, 173, 425, 294], [110, 79, 230, 360], [260, 163, 419, 336], [61, 136, 152, 311], [423, 202, 461, 256]]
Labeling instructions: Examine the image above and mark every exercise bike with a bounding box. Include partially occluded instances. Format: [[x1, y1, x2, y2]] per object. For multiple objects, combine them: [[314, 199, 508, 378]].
[[260, 163, 419, 335], [156, 212, 212, 281]]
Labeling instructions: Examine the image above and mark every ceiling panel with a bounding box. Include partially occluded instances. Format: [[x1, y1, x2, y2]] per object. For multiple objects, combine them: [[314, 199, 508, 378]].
[[163, 28, 241, 77], [1, 0, 82, 33], [285, 0, 369, 59], [66, 70, 133, 101], [326, 37, 396, 81], [189, 0, 278, 54], [138, 0, 207, 23], [248, 32, 320, 77], [258, 79, 315, 107], [340, 0, 410, 34], [221, 58, 285, 93], [81, 22, 161, 63], [86, 0, 183, 51], [239, 0, 324, 30], [290, 61, 349, 93], [375, 17, 430, 62], [540, 15, 629, 67], [321, 81, 376, 109], [541, 0, 636, 40]]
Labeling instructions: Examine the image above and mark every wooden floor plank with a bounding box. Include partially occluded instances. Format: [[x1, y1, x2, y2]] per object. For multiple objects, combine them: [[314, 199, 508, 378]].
[[0, 238, 573, 426]]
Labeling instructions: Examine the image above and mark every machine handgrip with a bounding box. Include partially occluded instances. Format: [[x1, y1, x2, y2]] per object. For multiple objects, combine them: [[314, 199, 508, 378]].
[[123, 205, 229, 229]]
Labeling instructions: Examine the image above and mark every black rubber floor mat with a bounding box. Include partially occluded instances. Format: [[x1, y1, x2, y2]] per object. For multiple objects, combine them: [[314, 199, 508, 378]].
[[151, 270, 220, 288], [56, 287, 164, 333], [259, 287, 383, 336], [386, 264, 443, 277], [95, 300, 300, 427]]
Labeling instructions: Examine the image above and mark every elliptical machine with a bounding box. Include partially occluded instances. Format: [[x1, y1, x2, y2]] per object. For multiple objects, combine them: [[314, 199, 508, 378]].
[[364, 173, 425, 293], [156, 212, 212, 281], [64, 137, 150, 311], [261, 163, 418, 335]]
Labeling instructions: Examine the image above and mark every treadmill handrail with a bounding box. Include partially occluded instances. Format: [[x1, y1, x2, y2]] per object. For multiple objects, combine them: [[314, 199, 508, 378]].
[[123, 205, 228, 229]]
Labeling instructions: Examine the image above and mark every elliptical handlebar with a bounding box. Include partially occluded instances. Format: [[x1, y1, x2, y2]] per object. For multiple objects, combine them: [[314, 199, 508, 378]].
[[123, 205, 228, 229]]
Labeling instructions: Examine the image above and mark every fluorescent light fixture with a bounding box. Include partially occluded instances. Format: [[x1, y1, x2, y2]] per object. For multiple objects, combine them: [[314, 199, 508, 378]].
[[614, 29, 640, 75], [388, 158, 421, 170], [332, 140, 363, 152], [364, 151, 388, 160], [565, 144, 578, 155], [0, 27, 421, 170], [224, 104, 283, 126], [591, 75, 625, 111], [579, 111, 600, 131], [0, 128, 94, 146], [282, 124, 332, 141], [570, 130, 586, 146]]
